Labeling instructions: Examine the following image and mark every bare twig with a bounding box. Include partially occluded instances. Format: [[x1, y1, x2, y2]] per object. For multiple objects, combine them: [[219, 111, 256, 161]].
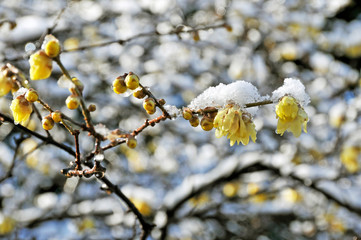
[[0, 135, 27, 183], [100, 177, 155, 240], [63, 23, 228, 52], [0, 112, 75, 156]]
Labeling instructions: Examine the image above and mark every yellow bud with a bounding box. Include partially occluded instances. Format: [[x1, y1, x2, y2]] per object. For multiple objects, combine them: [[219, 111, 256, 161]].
[[133, 89, 146, 99], [125, 72, 140, 90], [200, 116, 213, 131], [127, 137, 137, 149], [189, 115, 199, 127], [192, 31, 200, 42], [158, 98, 166, 105], [113, 77, 127, 94], [25, 89, 38, 102], [0, 70, 12, 97], [51, 110, 62, 123], [88, 104, 96, 112], [66, 95, 80, 110], [182, 108, 193, 120], [223, 182, 239, 198], [72, 77, 84, 92], [42, 115, 54, 130], [29, 50, 52, 80], [146, 108, 156, 115], [224, 24, 233, 32], [43, 34, 61, 58], [0, 216, 16, 235], [131, 198, 152, 216], [143, 98, 156, 113]]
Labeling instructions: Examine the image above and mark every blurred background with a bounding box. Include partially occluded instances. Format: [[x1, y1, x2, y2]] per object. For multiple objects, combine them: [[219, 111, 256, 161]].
[[1, 0, 361, 239]]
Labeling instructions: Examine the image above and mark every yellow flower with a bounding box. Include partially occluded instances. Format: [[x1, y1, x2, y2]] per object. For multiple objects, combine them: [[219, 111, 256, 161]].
[[10, 95, 32, 125], [213, 105, 256, 146], [340, 147, 359, 173], [0, 70, 12, 97], [0, 215, 16, 235], [29, 50, 52, 80], [130, 198, 152, 216], [275, 96, 308, 137]]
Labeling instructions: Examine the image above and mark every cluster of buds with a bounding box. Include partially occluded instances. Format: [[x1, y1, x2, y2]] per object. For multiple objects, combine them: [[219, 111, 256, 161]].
[[182, 107, 216, 131], [112, 72, 166, 116], [113, 72, 140, 94], [62, 77, 84, 110], [29, 34, 61, 80]]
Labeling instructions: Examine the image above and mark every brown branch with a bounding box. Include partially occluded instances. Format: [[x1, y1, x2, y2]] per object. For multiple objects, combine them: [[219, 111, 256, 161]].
[[63, 23, 228, 52], [139, 84, 171, 119], [159, 160, 361, 239], [100, 176, 155, 240], [0, 112, 75, 156], [132, 114, 168, 136], [0, 136, 26, 183], [72, 130, 81, 170]]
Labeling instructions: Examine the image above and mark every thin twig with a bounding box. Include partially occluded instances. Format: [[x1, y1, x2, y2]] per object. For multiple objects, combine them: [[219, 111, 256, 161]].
[[0, 112, 75, 156], [100, 177, 155, 240], [63, 23, 228, 52], [0, 136, 27, 183]]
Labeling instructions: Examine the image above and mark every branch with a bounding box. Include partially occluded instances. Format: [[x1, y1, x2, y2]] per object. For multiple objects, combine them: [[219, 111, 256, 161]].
[[100, 177, 155, 240], [0, 112, 75, 156], [63, 23, 228, 52], [0, 135, 26, 183]]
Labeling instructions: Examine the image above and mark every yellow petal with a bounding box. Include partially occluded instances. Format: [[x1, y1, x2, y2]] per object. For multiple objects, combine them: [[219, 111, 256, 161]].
[[29, 50, 52, 80]]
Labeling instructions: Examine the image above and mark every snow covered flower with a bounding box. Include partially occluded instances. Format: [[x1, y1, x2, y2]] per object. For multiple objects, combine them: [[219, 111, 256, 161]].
[[272, 78, 310, 137], [275, 96, 308, 137], [29, 50, 52, 80], [214, 105, 257, 146], [10, 93, 33, 125], [42, 34, 61, 58]]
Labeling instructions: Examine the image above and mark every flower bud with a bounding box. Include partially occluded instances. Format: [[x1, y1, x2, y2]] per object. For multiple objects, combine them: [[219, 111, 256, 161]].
[[158, 98, 166, 105], [224, 24, 233, 32], [146, 108, 156, 115], [72, 77, 84, 92], [113, 76, 127, 94], [127, 136, 137, 149], [192, 31, 200, 42], [189, 115, 199, 127], [125, 72, 140, 90], [42, 34, 61, 58], [88, 104, 96, 112], [42, 115, 54, 130], [133, 89, 146, 99], [143, 98, 156, 113], [29, 50, 52, 80], [200, 116, 213, 131], [51, 110, 62, 123], [182, 108, 193, 120], [66, 95, 80, 110], [25, 89, 38, 102], [0, 69, 12, 97]]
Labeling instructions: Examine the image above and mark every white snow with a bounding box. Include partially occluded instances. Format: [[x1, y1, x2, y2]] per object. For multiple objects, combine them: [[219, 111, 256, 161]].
[[272, 78, 310, 106], [13, 87, 28, 98], [188, 81, 265, 115], [163, 104, 181, 118]]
